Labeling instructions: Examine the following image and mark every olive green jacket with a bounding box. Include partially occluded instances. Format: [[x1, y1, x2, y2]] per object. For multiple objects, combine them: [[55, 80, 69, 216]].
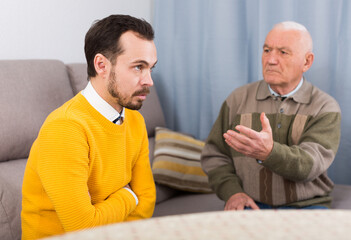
[[201, 79, 341, 207]]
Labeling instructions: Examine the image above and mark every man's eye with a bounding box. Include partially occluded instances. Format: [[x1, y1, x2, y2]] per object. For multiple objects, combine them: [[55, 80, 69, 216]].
[[281, 51, 287, 55], [263, 49, 270, 53], [134, 65, 142, 71]]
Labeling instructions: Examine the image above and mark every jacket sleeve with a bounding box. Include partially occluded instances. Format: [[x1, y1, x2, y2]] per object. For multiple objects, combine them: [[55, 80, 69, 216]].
[[263, 111, 341, 182], [201, 101, 244, 202]]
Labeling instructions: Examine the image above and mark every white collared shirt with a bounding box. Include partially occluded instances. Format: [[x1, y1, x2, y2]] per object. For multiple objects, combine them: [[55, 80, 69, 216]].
[[269, 77, 304, 98], [81, 81, 138, 205], [81, 81, 125, 125]]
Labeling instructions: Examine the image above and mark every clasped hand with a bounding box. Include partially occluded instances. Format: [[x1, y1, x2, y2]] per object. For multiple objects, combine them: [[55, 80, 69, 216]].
[[223, 112, 273, 161]]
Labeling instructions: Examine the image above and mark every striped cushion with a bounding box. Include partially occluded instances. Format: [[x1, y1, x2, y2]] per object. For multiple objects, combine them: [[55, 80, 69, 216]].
[[152, 127, 212, 193]]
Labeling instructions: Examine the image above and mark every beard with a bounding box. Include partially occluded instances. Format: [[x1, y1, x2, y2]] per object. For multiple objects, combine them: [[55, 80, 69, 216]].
[[108, 70, 150, 110]]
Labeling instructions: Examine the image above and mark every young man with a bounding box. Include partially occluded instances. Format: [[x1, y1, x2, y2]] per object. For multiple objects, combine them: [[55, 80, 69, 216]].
[[22, 15, 157, 239], [201, 21, 341, 210]]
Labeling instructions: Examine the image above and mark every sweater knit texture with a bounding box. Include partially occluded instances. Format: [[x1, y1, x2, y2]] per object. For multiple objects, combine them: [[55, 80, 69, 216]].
[[21, 93, 156, 240], [201, 79, 341, 207]]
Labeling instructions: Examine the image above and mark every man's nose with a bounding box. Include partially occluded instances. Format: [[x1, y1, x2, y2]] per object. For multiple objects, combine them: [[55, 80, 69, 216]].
[[267, 52, 278, 64], [141, 70, 154, 86]]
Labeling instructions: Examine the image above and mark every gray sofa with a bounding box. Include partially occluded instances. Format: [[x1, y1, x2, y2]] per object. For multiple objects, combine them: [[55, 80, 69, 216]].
[[0, 60, 350, 240]]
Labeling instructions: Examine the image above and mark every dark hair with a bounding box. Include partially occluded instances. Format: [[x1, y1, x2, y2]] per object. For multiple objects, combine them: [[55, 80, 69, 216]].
[[84, 14, 154, 78]]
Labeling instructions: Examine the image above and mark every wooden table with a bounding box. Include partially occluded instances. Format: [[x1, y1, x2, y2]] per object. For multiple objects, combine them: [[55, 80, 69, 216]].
[[45, 210, 351, 240]]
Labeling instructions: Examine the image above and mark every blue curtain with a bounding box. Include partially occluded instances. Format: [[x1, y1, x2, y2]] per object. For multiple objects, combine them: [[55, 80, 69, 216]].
[[152, 0, 351, 185]]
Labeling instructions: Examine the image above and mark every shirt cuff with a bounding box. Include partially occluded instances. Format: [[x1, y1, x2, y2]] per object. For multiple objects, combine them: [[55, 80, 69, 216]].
[[124, 187, 139, 206]]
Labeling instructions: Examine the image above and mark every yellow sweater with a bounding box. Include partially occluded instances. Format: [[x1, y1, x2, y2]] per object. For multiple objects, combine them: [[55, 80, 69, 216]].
[[21, 93, 156, 240]]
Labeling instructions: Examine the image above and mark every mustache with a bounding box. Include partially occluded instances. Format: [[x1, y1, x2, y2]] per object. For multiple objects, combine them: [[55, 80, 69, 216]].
[[132, 87, 150, 97]]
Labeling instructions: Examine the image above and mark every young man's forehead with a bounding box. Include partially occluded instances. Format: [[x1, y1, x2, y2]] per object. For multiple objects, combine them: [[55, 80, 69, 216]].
[[116, 36, 157, 65]]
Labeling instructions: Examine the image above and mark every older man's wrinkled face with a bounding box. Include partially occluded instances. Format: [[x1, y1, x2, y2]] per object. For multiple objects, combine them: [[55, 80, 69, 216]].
[[262, 29, 310, 94]]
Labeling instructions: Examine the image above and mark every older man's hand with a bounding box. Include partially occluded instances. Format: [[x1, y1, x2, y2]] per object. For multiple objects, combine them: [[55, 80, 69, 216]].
[[225, 193, 260, 210], [223, 112, 273, 161]]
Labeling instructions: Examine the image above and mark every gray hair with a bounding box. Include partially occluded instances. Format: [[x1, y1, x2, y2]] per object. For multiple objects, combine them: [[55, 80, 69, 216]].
[[273, 21, 313, 52]]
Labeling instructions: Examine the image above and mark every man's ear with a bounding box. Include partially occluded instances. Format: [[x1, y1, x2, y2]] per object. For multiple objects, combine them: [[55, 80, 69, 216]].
[[94, 54, 110, 77], [302, 52, 314, 73]]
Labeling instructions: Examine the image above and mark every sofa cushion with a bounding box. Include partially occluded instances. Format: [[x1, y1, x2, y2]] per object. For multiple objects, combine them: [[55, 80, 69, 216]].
[[138, 87, 166, 138], [66, 63, 88, 95], [153, 192, 224, 217], [331, 184, 351, 209], [0, 177, 15, 240], [0, 159, 27, 240], [152, 127, 212, 193], [149, 137, 179, 203], [0, 60, 74, 162]]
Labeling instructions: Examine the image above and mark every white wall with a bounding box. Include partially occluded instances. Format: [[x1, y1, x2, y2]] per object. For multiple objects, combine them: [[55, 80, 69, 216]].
[[0, 0, 153, 63]]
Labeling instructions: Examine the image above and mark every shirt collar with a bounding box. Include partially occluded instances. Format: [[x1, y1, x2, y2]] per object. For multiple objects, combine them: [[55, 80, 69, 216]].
[[81, 81, 125, 123], [268, 77, 304, 97], [257, 77, 312, 104]]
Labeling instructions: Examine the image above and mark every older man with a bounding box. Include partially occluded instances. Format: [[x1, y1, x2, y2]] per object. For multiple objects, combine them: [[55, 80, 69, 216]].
[[201, 21, 341, 210]]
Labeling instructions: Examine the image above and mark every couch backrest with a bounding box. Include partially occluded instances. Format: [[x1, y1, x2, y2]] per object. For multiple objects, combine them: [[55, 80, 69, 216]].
[[0, 60, 165, 163], [138, 86, 166, 137], [66, 63, 166, 138], [0, 60, 74, 162]]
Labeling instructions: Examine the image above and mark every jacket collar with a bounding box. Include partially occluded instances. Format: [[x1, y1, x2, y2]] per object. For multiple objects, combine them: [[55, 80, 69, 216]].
[[256, 77, 312, 104]]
